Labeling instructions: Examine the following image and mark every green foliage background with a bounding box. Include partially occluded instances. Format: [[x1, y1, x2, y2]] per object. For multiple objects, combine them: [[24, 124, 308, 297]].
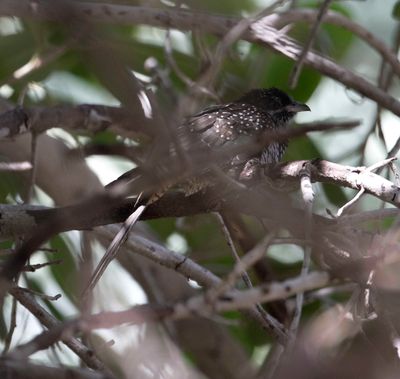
[[0, 0, 398, 369]]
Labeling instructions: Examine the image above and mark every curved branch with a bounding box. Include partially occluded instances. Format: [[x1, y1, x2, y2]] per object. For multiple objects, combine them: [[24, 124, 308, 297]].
[[267, 159, 400, 207], [9, 287, 112, 374], [8, 271, 329, 348], [0, 159, 398, 243], [0, 359, 110, 379], [267, 9, 400, 78], [29, 271, 330, 331], [0, 103, 359, 139], [0, 2, 398, 116]]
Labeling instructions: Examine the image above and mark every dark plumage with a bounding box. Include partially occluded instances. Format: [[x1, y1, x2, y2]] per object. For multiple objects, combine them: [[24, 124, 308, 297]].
[[106, 88, 310, 195], [183, 87, 310, 182]]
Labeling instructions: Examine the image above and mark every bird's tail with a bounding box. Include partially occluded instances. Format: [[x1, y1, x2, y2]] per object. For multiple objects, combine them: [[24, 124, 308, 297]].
[[82, 203, 147, 299]]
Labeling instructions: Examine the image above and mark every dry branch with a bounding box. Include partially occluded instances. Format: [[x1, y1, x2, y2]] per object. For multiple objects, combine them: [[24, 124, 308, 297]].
[[9, 271, 330, 339], [9, 287, 114, 375], [0, 159, 397, 241], [0, 157, 394, 300], [0, 2, 398, 116], [0, 104, 153, 139], [0, 359, 112, 379], [268, 9, 400, 78], [268, 159, 400, 207]]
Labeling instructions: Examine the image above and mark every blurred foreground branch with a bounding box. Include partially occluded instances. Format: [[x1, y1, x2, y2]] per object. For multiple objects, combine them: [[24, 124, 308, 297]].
[[0, 159, 397, 242], [0, 104, 153, 139], [0, 2, 399, 116], [0, 358, 112, 379]]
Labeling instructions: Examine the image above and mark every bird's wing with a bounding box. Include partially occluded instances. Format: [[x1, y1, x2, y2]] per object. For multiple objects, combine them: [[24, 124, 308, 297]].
[[184, 103, 274, 148]]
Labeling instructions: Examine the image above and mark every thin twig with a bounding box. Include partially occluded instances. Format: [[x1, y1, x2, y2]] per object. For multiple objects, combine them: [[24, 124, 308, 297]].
[[216, 213, 253, 289], [10, 286, 113, 374], [386, 137, 400, 161], [199, 0, 290, 89], [80, 231, 94, 316], [2, 296, 18, 354], [216, 213, 288, 343], [2, 44, 68, 86], [164, 30, 218, 100], [7, 320, 79, 359], [337, 188, 365, 217], [256, 342, 285, 379], [268, 9, 400, 79], [289, 0, 333, 88], [287, 162, 314, 347], [27, 131, 38, 202], [367, 157, 397, 173], [16, 286, 61, 301], [359, 23, 400, 165], [22, 259, 63, 272], [336, 157, 396, 217], [144, 56, 176, 99], [205, 234, 276, 303]]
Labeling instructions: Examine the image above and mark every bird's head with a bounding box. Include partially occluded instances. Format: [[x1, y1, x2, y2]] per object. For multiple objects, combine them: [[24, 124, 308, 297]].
[[237, 87, 310, 123]]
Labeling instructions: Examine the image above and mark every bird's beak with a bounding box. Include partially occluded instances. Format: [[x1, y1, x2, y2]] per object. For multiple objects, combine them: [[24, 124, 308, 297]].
[[286, 102, 311, 113]]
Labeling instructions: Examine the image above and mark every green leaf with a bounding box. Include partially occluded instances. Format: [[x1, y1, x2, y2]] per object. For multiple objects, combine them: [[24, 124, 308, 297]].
[[0, 32, 35, 81], [222, 44, 320, 102], [48, 235, 79, 304], [229, 311, 270, 350], [393, 1, 400, 19], [284, 134, 321, 161], [147, 218, 178, 241], [322, 182, 348, 206]]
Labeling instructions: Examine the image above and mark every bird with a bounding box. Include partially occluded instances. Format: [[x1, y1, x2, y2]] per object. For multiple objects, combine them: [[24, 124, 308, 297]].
[[85, 88, 310, 295], [106, 87, 310, 195], [180, 87, 311, 191]]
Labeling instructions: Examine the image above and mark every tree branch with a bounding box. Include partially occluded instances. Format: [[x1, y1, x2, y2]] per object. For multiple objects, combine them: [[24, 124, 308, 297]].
[[0, 2, 398, 116], [8, 271, 330, 344], [267, 159, 400, 207], [9, 287, 114, 376], [0, 104, 153, 139], [0, 159, 397, 241], [0, 359, 112, 379], [267, 9, 400, 78]]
